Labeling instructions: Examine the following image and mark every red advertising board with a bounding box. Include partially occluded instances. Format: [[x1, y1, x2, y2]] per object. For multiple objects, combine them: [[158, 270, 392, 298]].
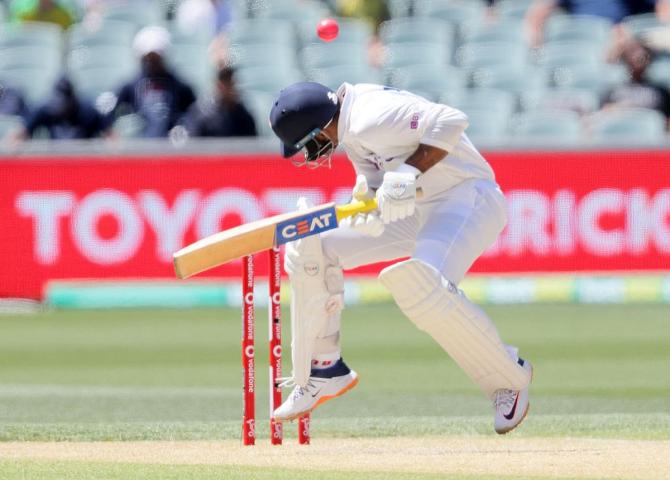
[[1, 151, 669, 299]]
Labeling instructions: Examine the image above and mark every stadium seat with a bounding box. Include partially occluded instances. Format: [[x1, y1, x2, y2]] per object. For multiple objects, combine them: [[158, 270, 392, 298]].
[[462, 109, 510, 143], [552, 64, 629, 94], [0, 66, 59, 105], [536, 41, 605, 71], [461, 17, 526, 44], [309, 65, 382, 91], [622, 13, 662, 36], [379, 18, 455, 46], [521, 88, 599, 114], [450, 89, 516, 142], [390, 65, 468, 101], [69, 66, 134, 101], [168, 22, 214, 46], [589, 108, 667, 142], [495, 0, 534, 19], [449, 88, 517, 120], [252, 0, 326, 23], [229, 19, 295, 47], [167, 44, 215, 98], [473, 65, 548, 96], [236, 66, 304, 96], [228, 43, 299, 70], [0, 114, 22, 139], [301, 42, 369, 72], [544, 14, 613, 44], [387, 0, 413, 17], [67, 20, 137, 48], [383, 42, 451, 71], [102, 3, 163, 28], [0, 22, 62, 50], [67, 45, 135, 75], [456, 41, 528, 70], [511, 109, 583, 141], [646, 58, 670, 89], [414, 0, 486, 37], [298, 17, 373, 46], [0, 45, 61, 76]]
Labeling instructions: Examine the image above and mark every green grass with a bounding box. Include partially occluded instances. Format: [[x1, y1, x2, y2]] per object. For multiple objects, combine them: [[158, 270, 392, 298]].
[[0, 304, 668, 478], [0, 304, 668, 439]]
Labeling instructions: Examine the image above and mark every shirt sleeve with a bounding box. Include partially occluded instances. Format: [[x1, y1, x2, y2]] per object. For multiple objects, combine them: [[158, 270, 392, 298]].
[[419, 103, 469, 152], [351, 90, 469, 154]]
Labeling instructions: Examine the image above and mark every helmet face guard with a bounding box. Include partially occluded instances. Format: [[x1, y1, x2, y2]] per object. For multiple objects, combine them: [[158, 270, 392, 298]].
[[289, 120, 335, 169]]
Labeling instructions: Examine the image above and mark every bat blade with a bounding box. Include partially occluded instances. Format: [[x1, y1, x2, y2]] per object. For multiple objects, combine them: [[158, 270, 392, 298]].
[[173, 220, 277, 279], [173, 202, 339, 279]]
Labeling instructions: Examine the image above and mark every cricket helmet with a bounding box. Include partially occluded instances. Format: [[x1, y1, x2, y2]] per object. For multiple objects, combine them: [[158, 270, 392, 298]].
[[269, 82, 339, 165]]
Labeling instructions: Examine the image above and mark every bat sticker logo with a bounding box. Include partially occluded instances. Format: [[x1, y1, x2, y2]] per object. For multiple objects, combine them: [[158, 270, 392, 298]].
[[275, 207, 338, 244]]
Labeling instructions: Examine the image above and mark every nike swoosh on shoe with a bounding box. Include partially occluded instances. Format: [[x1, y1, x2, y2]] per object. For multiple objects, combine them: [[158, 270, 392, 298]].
[[503, 394, 520, 420], [310, 388, 323, 398]]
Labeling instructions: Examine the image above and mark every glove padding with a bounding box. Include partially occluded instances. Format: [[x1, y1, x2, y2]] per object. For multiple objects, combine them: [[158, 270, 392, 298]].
[[339, 174, 385, 237], [376, 169, 417, 223]]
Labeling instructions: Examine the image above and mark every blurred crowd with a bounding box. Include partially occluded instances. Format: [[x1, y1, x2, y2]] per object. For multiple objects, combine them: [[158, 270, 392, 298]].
[[1, 0, 258, 143], [0, 0, 669, 144]]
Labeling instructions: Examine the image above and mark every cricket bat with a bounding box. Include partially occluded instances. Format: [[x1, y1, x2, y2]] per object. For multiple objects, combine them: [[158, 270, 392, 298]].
[[173, 198, 378, 279]]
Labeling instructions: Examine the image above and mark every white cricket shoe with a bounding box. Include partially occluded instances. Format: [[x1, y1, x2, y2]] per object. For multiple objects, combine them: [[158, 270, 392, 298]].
[[273, 359, 359, 422], [492, 358, 533, 434]]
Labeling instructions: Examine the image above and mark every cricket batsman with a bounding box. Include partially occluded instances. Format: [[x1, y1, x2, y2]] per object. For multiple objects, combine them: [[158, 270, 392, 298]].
[[268, 81, 533, 434]]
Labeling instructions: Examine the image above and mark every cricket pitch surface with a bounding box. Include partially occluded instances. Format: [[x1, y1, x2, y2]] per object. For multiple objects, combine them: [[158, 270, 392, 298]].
[[1, 437, 668, 479]]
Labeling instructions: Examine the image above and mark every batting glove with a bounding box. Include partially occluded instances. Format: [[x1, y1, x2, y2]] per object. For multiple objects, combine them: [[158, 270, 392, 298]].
[[339, 175, 384, 237], [376, 164, 420, 223]]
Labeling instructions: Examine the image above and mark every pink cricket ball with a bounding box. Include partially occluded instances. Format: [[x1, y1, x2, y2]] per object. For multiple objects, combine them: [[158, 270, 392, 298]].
[[317, 18, 339, 42]]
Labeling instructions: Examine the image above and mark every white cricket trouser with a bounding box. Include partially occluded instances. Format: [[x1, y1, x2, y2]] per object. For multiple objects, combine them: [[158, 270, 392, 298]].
[[323, 178, 506, 283]]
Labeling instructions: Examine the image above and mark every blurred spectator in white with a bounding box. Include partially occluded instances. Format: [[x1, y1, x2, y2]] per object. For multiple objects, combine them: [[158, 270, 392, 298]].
[[175, 0, 236, 67], [182, 66, 256, 137], [175, 0, 235, 37], [0, 84, 28, 118], [601, 37, 670, 124], [110, 26, 196, 138], [9, 0, 76, 29], [525, 0, 667, 48], [12, 77, 107, 140]]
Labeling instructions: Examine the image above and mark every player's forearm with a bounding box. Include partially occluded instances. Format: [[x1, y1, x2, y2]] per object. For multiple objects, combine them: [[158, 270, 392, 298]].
[[404, 143, 448, 174]]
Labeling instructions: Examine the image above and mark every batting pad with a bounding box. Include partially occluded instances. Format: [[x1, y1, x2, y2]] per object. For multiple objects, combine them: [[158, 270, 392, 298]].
[[379, 259, 530, 397], [286, 197, 344, 387]]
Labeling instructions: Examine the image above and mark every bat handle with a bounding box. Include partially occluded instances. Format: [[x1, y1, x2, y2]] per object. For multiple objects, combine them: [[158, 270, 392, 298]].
[[335, 198, 378, 222], [334, 188, 424, 222]]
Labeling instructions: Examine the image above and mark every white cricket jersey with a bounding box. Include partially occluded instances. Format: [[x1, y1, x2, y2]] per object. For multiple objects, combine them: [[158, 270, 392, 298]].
[[336, 83, 496, 198]]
